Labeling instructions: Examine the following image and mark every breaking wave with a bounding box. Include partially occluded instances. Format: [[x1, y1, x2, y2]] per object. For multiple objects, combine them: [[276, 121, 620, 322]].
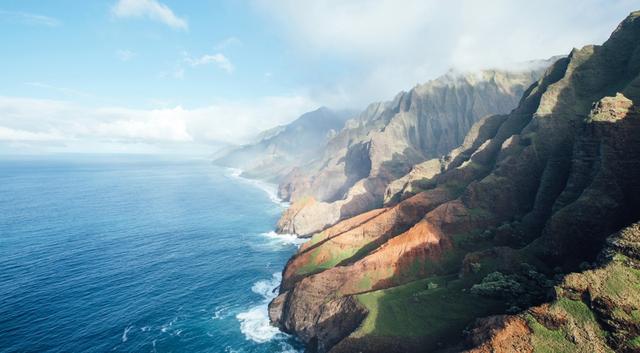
[[261, 231, 306, 247], [236, 273, 297, 352]]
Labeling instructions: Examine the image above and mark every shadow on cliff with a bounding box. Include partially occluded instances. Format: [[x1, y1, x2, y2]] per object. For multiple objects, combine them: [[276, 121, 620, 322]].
[[330, 36, 640, 352]]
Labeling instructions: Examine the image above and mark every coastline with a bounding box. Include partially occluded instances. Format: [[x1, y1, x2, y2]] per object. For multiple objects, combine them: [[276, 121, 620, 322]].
[[226, 168, 291, 209], [225, 167, 305, 351]]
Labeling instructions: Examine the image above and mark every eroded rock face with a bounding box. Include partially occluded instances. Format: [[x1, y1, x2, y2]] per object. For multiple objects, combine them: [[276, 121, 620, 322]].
[[464, 315, 533, 353], [277, 66, 552, 235], [270, 11, 640, 353], [280, 188, 456, 291], [277, 178, 386, 236], [384, 114, 508, 205]]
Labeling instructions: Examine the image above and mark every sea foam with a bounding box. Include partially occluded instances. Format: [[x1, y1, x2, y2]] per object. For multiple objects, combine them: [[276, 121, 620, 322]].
[[226, 168, 290, 207], [228, 168, 301, 352], [236, 273, 293, 346], [261, 231, 306, 247], [122, 325, 133, 342]]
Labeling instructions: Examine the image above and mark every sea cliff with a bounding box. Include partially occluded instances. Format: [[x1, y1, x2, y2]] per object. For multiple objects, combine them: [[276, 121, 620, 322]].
[[269, 11, 640, 353]]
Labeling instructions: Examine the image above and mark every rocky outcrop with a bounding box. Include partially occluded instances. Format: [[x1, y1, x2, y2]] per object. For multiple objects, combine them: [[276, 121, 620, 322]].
[[270, 11, 640, 353], [277, 66, 553, 235], [213, 107, 352, 182], [464, 315, 533, 353]]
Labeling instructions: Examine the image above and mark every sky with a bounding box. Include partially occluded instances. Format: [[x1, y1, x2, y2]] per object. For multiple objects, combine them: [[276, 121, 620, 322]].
[[0, 0, 637, 155]]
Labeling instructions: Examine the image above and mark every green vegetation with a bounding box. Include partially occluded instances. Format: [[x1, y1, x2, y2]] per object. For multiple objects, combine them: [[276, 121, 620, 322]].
[[295, 240, 386, 276], [470, 271, 524, 298], [345, 241, 383, 265], [521, 241, 640, 353], [305, 231, 326, 247], [451, 230, 494, 251], [356, 274, 373, 292], [602, 256, 640, 298], [355, 276, 503, 341], [555, 297, 596, 324], [467, 207, 492, 221], [526, 298, 614, 353], [295, 246, 360, 276], [526, 314, 577, 353], [411, 177, 437, 192], [442, 179, 468, 197]]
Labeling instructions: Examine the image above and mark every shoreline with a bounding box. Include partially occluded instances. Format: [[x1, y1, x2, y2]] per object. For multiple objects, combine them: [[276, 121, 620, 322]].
[[225, 167, 291, 208], [225, 166, 304, 352]]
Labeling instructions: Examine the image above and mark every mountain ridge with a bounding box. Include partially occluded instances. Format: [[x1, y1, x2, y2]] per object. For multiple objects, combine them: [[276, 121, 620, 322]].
[[268, 11, 640, 353], [213, 107, 353, 182], [275, 63, 555, 236]]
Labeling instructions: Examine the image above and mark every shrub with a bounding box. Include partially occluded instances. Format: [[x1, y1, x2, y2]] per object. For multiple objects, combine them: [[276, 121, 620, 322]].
[[471, 271, 524, 298]]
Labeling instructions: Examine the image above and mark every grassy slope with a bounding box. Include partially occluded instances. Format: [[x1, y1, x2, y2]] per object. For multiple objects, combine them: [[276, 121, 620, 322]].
[[354, 275, 503, 342], [526, 251, 640, 352]]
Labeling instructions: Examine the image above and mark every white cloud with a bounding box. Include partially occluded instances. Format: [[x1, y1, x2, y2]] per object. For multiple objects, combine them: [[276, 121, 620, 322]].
[[112, 0, 188, 30], [253, 0, 639, 107], [0, 95, 318, 154], [0, 10, 61, 27], [116, 49, 136, 61], [185, 53, 234, 73]]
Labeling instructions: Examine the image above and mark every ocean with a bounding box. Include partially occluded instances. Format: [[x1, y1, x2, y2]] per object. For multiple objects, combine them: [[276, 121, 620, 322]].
[[0, 155, 304, 353]]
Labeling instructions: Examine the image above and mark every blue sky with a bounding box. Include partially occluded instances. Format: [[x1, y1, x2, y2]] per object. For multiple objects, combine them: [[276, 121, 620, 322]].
[[0, 0, 637, 154], [0, 1, 304, 108]]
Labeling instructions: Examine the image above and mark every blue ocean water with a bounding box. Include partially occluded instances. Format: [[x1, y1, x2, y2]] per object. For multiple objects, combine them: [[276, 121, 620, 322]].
[[0, 155, 304, 353]]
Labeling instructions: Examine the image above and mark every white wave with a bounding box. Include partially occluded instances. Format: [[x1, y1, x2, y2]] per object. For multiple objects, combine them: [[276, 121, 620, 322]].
[[160, 317, 176, 333], [236, 306, 283, 343], [122, 325, 133, 342], [225, 168, 290, 207], [261, 231, 306, 247], [251, 273, 281, 299], [212, 304, 232, 320], [236, 273, 289, 344]]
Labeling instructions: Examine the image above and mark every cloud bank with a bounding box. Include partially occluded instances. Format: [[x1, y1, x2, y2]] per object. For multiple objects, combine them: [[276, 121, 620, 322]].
[[254, 0, 637, 107], [0, 95, 317, 154]]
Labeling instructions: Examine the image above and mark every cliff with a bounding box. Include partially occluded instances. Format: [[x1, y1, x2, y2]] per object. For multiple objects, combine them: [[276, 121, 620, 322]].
[[276, 64, 554, 236], [213, 107, 352, 182], [269, 11, 640, 353]]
